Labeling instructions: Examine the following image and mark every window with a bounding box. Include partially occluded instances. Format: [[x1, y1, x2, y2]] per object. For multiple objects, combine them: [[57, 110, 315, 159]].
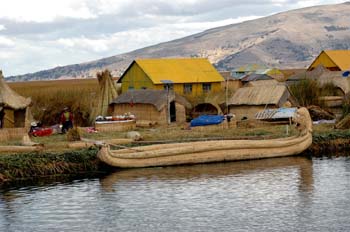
[[183, 84, 192, 94], [202, 83, 211, 93], [163, 84, 174, 91]]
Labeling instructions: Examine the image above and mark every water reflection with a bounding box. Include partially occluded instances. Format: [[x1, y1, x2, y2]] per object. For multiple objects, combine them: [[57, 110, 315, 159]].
[[4, 156, 350, 232], [100, 156, 314, 194]]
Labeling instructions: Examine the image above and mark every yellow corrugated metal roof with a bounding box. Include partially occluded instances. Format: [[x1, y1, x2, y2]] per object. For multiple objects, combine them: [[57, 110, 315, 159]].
[[135, 58, 224, 84], [324, 50, 350, 71], [235, 64, 268, 72]]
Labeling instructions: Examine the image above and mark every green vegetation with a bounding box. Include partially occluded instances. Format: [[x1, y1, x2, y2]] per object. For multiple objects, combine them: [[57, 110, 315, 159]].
[[342, 93, 350, 119], [289, 79, 320, 106], [320, 82, 340, 96], [0, 122, 349, 183], [289, 79, 339, 107], [0, 148, 101, 182], [312, 125, 350, 142]]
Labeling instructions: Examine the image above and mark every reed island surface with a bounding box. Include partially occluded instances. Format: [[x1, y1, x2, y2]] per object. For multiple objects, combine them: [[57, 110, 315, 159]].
[[0, 111, 349, 183]]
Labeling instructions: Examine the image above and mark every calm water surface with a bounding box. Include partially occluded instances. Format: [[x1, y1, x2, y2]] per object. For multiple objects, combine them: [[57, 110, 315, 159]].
[[1, 156, 350, 232]]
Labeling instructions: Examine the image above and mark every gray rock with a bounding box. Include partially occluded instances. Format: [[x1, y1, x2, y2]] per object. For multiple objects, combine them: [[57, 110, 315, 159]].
[[126, 131, 143, 141]]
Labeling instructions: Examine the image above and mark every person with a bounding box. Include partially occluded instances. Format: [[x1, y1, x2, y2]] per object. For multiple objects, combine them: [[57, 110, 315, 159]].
[[60, 107, 73, 133], [226, 113, 234, 122]]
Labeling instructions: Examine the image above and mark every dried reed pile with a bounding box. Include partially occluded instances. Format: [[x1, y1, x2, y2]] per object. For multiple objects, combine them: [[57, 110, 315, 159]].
[[90, 70, 118, 120], [9, 78, 99, 126]]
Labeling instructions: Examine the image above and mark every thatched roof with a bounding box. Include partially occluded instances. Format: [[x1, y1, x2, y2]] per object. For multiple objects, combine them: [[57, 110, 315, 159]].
[[228, 85, 290, 107], [318, 71, 349, 94], [281, 69, 307, 81], [111, 89, 191, 111], [245, 80, 279, 87], [174, 94, 192, 110], [285, 67, 326, 83], [0, 70, 31, 110], [241, 74, 273, 82], [219, 71, 232, 81]]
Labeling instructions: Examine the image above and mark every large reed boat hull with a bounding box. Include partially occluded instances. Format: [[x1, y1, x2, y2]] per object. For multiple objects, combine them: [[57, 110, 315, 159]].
[[97, 134, 312, 168], [97, 107, 313, 168]]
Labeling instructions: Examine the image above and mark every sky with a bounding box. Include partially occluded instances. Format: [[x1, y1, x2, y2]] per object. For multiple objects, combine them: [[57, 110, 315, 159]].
[[0, 0, 346, 76]]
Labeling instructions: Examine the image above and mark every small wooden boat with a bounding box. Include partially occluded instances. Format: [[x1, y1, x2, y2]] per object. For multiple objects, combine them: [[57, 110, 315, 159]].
[[97, 108, 313, 168]]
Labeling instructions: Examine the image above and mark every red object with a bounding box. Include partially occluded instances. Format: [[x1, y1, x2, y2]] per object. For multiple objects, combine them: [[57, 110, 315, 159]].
[[60, 111, 74, 124], [32, 128, 53, 137]]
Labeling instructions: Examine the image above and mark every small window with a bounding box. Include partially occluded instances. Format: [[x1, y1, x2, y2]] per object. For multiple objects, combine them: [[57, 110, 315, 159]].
[[183, 84, 192, 94], [202, 83, 211, 93], [163, 84, 174, 91]]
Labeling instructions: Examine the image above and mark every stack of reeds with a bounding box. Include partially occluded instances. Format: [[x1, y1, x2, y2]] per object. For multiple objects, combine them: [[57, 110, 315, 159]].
[[0, 128, 27, 142], [90, 70, 118, 121]]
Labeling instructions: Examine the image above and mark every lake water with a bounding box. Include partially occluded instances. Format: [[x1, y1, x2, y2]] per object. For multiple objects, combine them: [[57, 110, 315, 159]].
[[1, 156, 350, 232]]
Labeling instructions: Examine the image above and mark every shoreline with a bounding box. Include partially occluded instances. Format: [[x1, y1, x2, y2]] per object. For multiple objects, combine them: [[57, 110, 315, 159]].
[[1, 134, 350, 184]]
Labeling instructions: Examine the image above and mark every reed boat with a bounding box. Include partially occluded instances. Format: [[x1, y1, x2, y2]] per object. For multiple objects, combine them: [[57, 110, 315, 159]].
[[97, 107, 313, 168]]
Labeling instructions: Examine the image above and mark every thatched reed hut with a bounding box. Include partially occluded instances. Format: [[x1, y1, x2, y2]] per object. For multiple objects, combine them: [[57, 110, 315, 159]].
[[228, 85, 295, 120], [317, 70, 349, 96], [109, 89, 191, 125], [0, 70, 32, 141], [316, 70, 348, 119]]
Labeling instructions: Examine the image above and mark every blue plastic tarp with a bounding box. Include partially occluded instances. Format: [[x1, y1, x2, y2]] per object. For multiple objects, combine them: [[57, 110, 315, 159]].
[[342, 71, 350, 77], [190, 115, 225, 127]]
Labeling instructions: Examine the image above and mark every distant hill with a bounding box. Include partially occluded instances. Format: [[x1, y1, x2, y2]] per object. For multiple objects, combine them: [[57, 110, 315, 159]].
[[7, 2, 350, 81]]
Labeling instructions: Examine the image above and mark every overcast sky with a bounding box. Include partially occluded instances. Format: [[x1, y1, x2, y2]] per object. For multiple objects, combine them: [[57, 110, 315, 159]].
[[0, 0, 345, 76]]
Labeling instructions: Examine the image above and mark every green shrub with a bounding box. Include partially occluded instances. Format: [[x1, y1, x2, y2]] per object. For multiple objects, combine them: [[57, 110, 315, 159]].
[[320, 82, 339, 96], [289, 79, 321, 106]]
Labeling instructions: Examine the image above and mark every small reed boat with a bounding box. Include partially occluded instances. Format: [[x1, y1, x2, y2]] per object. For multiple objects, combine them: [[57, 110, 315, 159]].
[[97, 107, 313, 168]]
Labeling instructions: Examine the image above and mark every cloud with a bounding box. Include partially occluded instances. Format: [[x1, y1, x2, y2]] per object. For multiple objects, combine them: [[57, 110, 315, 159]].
[[0, 36, 15, 47], [0, 0, 96, 22], [57, 37, 110, 53], [295, 0, 344, 7], [0, 0, 345, 76], [0, 0, 321, 23]]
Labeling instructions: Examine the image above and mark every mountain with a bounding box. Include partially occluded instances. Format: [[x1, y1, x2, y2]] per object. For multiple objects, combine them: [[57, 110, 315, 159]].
[[6, 2, 350, 81]]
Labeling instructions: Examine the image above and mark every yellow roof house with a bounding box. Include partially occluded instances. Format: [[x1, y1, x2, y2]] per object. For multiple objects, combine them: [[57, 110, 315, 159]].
[[308, 50, 350, 71], [118, 58, 224, 96]]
